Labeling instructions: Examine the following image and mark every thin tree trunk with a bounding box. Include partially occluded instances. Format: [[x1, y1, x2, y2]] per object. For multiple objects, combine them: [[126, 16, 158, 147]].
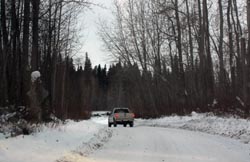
[[203, 0, 214, 101], [227, 0, 234, 95], [11, 0, 21, 106], [175, 0, 184, 79], [241, 37, 248, 115], [52, 0, 63, 112], [197, 0, 206, 107], [231, 0, 242, 96], [22, 0, 30, 104], [246, 0, 250, 114], [185, 0, 194, 70], [197, 0, 204, 67], [31, 0, 40, 71], [0, 13, 3, 105], [1, 0, 9, 106], [218, 0, 225, 102]]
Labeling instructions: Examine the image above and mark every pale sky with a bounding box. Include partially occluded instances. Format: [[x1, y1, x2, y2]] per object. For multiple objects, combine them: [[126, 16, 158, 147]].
[[77, 0, 114, 67]]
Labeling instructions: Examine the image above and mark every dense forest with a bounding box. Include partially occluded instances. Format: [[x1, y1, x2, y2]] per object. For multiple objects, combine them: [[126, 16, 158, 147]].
[[0, 0, 250, 122], [99, 0, 250, 117], [0, 0, 92, 121]]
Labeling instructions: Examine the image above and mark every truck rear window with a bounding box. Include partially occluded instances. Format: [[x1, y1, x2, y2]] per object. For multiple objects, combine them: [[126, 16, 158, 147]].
[[114, 109, 129, 113]]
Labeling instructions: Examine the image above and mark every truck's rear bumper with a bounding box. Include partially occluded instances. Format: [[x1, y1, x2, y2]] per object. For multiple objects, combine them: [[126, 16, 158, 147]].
[[115, 120, 133, 124]]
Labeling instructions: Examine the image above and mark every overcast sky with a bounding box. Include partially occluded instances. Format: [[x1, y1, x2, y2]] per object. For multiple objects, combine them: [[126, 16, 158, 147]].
[[76, 0, 114, 67]]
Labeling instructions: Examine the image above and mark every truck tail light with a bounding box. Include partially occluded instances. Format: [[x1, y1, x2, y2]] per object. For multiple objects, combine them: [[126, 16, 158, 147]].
[[131, 113, 135, 118]]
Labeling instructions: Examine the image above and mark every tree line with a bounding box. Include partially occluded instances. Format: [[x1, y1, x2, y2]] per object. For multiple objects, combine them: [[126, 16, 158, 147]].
[[0, 0, 91, 120], [1, 0, 250, 121], [99, 0, 250, 117]]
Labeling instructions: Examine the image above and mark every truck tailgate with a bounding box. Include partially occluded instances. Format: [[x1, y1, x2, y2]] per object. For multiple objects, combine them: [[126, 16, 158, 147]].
[[116, 113, 134, 121]]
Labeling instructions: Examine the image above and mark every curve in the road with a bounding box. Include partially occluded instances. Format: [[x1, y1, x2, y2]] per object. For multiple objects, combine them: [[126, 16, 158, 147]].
[[87, 126, 250, 162]]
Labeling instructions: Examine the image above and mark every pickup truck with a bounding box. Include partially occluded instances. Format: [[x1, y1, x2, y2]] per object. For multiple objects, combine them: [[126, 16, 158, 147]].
[[108, 108, 135, 127]]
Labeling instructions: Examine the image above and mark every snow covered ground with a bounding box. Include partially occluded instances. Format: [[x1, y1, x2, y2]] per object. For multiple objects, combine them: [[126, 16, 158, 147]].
[[0, 119, 111, 162], [136, 112, 250, 144], [0, 112, 250, 162], [86, 126, 250, 162], [90, 111, 250, 144]]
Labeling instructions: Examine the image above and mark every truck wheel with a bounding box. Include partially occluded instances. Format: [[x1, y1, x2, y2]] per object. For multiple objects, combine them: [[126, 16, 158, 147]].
[[130, 122, 134, 127], [108, 123, 112, 127], [113, 121, 117, 127], [113, 119, 117, 127], [123, 123, 127, 127]]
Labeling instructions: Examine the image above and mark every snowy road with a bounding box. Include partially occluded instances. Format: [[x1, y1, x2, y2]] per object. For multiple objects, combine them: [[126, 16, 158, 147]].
[[85, 126, 250, 162], [1, 114, 250, 162]]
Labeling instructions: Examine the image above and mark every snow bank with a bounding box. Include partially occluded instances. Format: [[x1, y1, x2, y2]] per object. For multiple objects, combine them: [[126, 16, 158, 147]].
[[0, 120, 111, 162], [91, 111, 109, 116], [58, 128, 112, 162], [90, 111, 109, 125], [136, 112, 250, 144], [90, 116, 108, 125]]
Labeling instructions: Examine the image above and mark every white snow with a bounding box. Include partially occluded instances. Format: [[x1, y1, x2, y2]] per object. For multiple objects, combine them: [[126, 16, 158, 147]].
[[90, 111, 109, 125], [0, 112, 250, 162], [91, 111, 109, 116], [0, 134, 5, 140], [86, 127, 250, 162], [31, 71, 41, 82], [0, 120, 109, 162], [136, 112, 250, 144]]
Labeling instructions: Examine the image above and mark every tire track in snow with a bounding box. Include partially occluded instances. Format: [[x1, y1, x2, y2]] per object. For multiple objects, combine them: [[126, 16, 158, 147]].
[[56, 128, 113, 162]]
